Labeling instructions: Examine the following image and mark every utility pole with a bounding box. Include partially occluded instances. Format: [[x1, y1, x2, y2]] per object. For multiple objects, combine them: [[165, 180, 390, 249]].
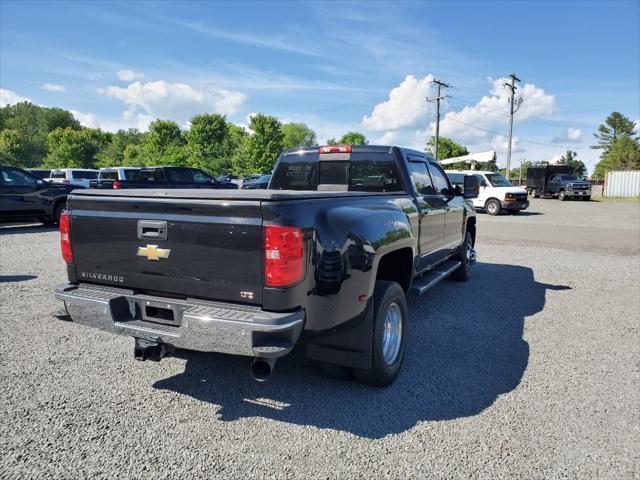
[[503, 73, 520, 180], [426, 79, 451, 161]]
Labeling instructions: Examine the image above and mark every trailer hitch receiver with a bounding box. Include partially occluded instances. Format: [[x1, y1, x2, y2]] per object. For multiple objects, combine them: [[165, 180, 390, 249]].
[[134, 338, 173, 362]]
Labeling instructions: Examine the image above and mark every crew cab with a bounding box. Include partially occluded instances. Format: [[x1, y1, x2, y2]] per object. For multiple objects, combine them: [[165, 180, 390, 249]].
[[54, 145, 479, 386], [446, 169, 529, 215], [89, 166, 238, 190], [0, 165, 80, 225]]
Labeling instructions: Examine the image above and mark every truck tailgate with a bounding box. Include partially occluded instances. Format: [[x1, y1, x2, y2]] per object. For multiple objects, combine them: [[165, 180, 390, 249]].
[[68, 194, 263, 305]]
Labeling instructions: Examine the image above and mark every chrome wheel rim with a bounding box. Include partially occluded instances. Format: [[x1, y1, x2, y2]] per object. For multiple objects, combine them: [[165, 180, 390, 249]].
[[465, 237, 473, 264], [488, 202, 497, 214], [382, 302, 402, 365]]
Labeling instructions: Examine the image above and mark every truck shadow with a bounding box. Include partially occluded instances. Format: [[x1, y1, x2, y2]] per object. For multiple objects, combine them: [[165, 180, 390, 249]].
[[153, 262, 569, 439]]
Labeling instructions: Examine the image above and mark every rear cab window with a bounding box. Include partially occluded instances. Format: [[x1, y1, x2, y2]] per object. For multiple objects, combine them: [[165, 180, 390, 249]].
[[50, 170, 66, 179], [72, 170, 98, 180], [165, 168, 212, 184], [99, 171, 119, 180], [270, 151, 403, 192]]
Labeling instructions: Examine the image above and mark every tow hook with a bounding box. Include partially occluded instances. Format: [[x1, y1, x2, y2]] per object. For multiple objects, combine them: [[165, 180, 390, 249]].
[[134, 338, 173, 362]]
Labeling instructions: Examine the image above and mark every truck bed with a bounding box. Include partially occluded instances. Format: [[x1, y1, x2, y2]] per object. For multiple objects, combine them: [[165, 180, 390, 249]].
[[72, 188, 403, 201]]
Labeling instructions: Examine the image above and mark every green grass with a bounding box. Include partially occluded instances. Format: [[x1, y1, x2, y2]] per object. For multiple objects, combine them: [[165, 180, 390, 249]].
[[591, 196, 640, 203]]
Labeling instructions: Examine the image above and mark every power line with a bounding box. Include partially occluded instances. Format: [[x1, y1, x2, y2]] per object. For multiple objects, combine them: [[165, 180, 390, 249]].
[[426, 79, 452, 160], [444, 116, 592, 150]]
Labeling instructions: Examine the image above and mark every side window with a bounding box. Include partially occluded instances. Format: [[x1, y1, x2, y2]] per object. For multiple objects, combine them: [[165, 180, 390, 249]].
[[1, 168, 36, 186], [427, 162, 451, 195], [191, 170, 212, 184], [407, 161, 437, 195]]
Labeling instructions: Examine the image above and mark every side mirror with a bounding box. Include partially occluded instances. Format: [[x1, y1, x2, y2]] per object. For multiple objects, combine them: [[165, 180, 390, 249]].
[[463, 175, 479, 199], [36, 179, 45, 186]]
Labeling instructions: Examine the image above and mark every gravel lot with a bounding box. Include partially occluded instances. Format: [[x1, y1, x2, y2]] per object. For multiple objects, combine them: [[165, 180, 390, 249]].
[[1, 198, 638, 479]]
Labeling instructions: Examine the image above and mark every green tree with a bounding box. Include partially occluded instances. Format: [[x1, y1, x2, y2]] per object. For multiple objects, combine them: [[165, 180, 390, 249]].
[[326, 138, 338, 146], [281, 123, 316, 149], [426, 136, 469, 160], [122, 144, 145, 167], [43, 127, 107, 168], [0, 129, 25, 166], [185, 113, 229, 174], [592, 135, 640, 179], [558, 150, 587, 177], [96, 129, 145, 167], [233, 114, 283, 175], [592, 112, 637, 155], [0, 102, 82, 167], [44, 107, 81, 131], [143, 119, 184, 164], [339, 131, 368, 145]]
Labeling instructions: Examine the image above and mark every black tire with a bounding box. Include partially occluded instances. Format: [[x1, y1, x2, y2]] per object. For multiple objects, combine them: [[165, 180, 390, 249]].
[[39, 216, 54, 226], [558, 190, 566, 201], [485, 198, 501, 215], [353, 281, 407, 387], [451, 231, 473, 282], [52, 202, 65, 225], [316, 362, 354, 381]]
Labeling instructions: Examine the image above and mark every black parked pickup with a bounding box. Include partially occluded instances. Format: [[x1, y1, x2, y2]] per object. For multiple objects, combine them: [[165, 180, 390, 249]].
[[527, 165, 591, 201], [1, 165, 80, 225], [89, 166, 239, 190], [54, 145, 479, 386]]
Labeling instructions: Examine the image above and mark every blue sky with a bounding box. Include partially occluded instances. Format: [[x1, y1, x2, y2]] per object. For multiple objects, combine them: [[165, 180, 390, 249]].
[[1, 0, 639, 173]]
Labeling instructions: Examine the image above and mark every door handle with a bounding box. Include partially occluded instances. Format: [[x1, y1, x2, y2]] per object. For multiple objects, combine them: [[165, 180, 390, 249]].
[[137, 220, 168, 240]]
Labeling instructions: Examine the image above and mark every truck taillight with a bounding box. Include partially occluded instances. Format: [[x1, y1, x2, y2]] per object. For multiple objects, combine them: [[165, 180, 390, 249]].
[[264, 226, 304, 288], [113, 180, 122, 189], [59, 211, 73, 264]]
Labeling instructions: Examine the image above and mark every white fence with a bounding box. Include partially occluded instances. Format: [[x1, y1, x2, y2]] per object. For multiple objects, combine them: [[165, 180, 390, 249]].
[[605, 171, 640, 197]]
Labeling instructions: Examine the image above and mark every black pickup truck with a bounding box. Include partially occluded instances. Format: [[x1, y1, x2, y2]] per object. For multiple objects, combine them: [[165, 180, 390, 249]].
[[54, 145, 479, 386], [89, 166, 238, 190], [0, 165, 79, 225], [527, 165, 591, 201]]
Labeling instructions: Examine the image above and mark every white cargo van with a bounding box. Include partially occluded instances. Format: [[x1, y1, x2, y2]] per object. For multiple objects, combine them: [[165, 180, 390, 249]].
[[446, 170, 529, 215]]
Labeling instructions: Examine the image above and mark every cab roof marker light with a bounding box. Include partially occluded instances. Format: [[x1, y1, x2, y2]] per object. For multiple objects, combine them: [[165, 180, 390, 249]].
[[319, 145, 352, 154]]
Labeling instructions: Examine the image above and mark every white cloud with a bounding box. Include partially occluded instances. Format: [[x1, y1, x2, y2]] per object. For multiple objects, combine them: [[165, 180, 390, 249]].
[[373, 130, 399, 145], [549, 154, 563, 165], [435, 77, 555, 143], [98, 80, 246, 126], [0, 89, 32, 106], [362, 74, 435, 131], [491, 134, 520, 152], [41, 83, 66, 93], [117, 69, 144, 81], [70, 110, 99, 128], [551, 127, 582, 143]]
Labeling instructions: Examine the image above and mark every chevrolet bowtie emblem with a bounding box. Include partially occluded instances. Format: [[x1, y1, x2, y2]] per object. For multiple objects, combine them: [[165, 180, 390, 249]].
[[137, 244, 171, 261]]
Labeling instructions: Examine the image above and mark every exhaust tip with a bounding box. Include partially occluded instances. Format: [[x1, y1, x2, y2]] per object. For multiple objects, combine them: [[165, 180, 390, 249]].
[[250, 358, 276, 382]]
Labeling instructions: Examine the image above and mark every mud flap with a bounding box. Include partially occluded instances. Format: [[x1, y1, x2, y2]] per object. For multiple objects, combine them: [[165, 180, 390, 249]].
[[304, 299, 373, 370]]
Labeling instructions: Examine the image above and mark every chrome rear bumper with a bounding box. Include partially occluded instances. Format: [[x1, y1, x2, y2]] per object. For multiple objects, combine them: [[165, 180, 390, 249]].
[[54, 283, 304, 358]]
